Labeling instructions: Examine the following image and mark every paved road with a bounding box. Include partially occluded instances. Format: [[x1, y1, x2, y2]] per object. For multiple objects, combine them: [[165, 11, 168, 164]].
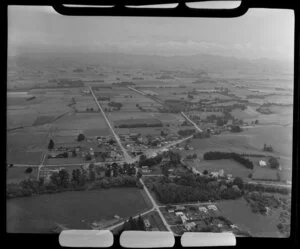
[[181, 112, 203, 133], [104, 208, 155, 231], [143, 135, 193, 158], [127, 86, 163, 105], [89, 86, 133, 164], [139, 178, 172, 232]]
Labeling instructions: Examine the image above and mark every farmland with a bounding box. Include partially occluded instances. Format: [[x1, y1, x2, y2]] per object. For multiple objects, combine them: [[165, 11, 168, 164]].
[[7, 188, 150, 233], [218, 198, 286, 237]]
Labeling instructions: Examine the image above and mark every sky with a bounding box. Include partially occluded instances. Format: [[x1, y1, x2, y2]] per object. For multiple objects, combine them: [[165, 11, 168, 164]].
[[8, 3, 294, 61]]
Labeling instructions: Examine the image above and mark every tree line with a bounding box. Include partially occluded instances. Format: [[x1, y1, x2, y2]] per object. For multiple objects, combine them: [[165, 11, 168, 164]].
[[203, 151, 254, 169]]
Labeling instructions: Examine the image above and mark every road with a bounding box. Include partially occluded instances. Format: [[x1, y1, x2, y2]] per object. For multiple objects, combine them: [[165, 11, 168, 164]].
[[127, 86, 163, 105], [89, 86, 133, 164], [139, 178, 172, 232], [104, 208, 155, 231], [143, 135, 193, 158], [181, 112, 203, 133], [89, 85, 173, 232]]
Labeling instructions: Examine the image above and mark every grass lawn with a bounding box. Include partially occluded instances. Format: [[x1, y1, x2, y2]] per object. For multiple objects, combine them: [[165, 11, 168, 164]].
[[45, 157, 85, 165], [6, 151, 43, 165], [7, 167, 38, 184], [218, 198, 286, 237], [7, 188, 151, 233]]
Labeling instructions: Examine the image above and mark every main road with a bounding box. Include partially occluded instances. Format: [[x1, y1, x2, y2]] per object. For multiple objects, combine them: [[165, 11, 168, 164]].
[[181, 112, 203, 133], [89, 86, 133, 164], [89, 85, 173, 232]]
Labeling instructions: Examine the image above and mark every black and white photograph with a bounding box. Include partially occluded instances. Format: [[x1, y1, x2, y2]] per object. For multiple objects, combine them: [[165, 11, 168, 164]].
[[6, 1, 294, 239]]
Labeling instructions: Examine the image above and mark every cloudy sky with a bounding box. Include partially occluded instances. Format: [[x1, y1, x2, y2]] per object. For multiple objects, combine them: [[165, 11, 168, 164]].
[[8, 4, 294, 61]]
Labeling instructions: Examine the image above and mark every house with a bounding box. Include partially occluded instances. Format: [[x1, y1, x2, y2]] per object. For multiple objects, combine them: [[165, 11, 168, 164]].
[[259, 160, 267, 167], [207, 204, 218, 211], [180, 215, 188, 224], [143, 219, 151, 228], [175, 211, 184, 216], [184, 222, 196, 231], [141, 166, 149, 169], [168, 209, 175, 213], [175, 206, 186, 211], [198, 206, 208, 213]]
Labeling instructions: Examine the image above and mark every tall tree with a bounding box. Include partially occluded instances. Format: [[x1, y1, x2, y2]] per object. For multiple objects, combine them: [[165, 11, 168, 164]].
[[48, 139, 55, 150], [77, 133, 85, 142], [58, 169, 70, 188]]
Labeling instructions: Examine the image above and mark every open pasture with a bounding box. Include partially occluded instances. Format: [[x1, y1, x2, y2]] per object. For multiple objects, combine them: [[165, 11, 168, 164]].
[[7, 188, 150, 233], [7, 130, 47, 152], [193, 159, 252, 179], [53, 113, 109, 131], [7, 109, 38, 128], [218, 198, 285, 237], [7, 167, 39, 184], [7, 151, 43, 165]]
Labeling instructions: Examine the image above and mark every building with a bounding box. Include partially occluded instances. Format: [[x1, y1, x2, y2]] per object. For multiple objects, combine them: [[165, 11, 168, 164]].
[[207, 204, 218, 212], [180, 215, 188, 224], [175, 211, 184, 216], [175, 206, 186, 211], [198, 206, 208, 213], [143, 219, 151, 228], [184, 222, 196, 231], [168, 208, 175, 213], [259, 160, 267, 167]]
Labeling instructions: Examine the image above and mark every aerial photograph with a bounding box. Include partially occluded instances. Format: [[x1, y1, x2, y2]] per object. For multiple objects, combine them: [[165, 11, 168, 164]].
[[6, 5, 293, 238]]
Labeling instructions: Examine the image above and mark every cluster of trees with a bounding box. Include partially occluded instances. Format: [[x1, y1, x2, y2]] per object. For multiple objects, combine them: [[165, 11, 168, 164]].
[[268, 157, 280, 169], [48, 139, 55, 150], [203, 151, 254, 169], [263, 143, 274, 152], [149, 174, 243, 204], [77, 133, 86, 142], [186, 153, 197, 160], [98, 97, 110, 101], [230, 125, 243, 133], [138, 154, 163, 167], [92, 175, 141, 190], [6, 166, 141, 199], [86, 107, 95, 112], [243, 183, 290, 195], [193, 132, 211, 139], [117, 122, 163, 128], [120, 216, 145, 232], [108, 101, 123, 110], [177, 129, 195, 137], [244, 192, 281, 215]]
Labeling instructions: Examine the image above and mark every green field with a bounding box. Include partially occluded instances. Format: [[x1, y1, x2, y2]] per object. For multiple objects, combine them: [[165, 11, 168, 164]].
[[7, 188, 151, 233], [7, 167, 39, 184], [218, 198, 287, 237]]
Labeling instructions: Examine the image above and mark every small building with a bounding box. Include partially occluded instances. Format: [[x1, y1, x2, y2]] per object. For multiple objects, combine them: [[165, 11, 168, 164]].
[[175, 206, 186, 211], [168, 209, 175, 213], [259, 160, 267, 167], [207, 204, 218, 212], [175, 211, 184, 216], [180, 215, 188, 224], [198, 206, 208, 213], [184, 222, 196, 231], [143, 219, 151, 228]]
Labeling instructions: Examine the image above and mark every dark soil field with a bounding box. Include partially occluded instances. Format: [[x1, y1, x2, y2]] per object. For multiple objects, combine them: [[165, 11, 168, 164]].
[[7, 188, 150, 233]]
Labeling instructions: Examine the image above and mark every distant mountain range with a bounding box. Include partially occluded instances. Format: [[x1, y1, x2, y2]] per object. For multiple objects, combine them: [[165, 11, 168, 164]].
[[8, 49, 293, 75]]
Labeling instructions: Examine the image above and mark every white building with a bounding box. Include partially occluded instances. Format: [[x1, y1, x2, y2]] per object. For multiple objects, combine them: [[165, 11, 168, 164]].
[[259, 160, 267, 167], [143, 219, 151, 228], [207, 204, 218, 211], [180, 215, 188, 224], [184, 222, 196, 231], [198, 206, 208, 213]]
